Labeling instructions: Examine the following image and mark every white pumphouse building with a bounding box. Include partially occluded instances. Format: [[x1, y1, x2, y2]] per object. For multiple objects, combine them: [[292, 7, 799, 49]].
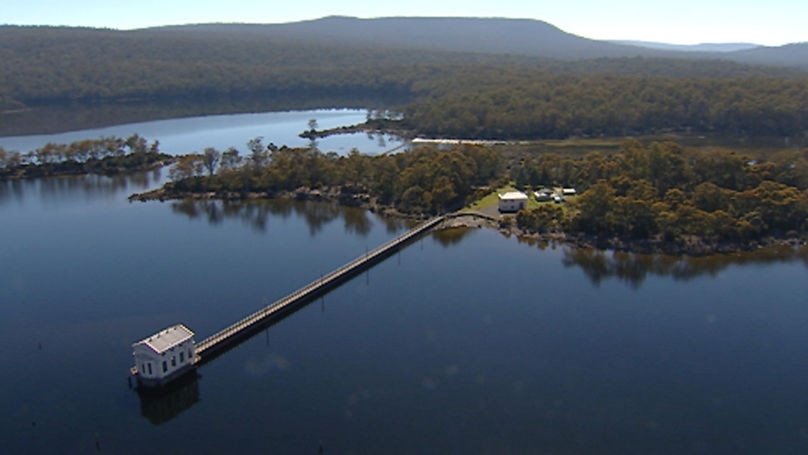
[[131, 324, 197, 387]]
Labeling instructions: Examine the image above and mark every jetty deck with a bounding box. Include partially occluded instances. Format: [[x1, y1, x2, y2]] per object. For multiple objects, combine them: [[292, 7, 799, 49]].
[[193, 215, 447, 361]]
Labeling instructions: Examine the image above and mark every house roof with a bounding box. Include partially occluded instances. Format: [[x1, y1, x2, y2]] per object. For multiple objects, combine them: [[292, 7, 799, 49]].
[[499, 191, 528, 201], [134, 324, 195, 354]]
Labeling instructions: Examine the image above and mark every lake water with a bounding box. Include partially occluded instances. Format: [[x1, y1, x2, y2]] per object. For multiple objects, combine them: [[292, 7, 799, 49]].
[[2, 116, 808, 453], [0, 109, 403, 156]]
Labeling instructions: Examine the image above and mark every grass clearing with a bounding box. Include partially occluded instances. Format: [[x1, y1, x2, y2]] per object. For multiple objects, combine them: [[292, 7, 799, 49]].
[[465, 191, 501, 212], [465, 184, 580, 217], [465, 185, 545, 212]]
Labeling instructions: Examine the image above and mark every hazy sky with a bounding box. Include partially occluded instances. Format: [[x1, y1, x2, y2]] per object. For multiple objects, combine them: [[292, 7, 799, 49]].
[[3, 0, 806, 46]]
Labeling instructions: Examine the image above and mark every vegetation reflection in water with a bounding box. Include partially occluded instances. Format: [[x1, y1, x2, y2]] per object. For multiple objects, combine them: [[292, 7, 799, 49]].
[[0, 168, 165, 205], [507, 229, 808, 287], [561, 244, 808, 288], [169, 198, 410, 236], [166, 199, 808, 288], [131, 205, 808, 430]]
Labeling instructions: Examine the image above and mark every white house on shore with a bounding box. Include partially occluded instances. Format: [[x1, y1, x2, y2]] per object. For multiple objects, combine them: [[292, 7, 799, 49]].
[[498, 191, 528, 212], [132, 324, 197, 388]]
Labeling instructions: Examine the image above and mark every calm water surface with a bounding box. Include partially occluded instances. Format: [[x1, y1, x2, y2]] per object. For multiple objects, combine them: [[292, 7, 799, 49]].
[[0, 109, 403, 156], [2, 173, 808, 451], [2, 173, 807, 454]]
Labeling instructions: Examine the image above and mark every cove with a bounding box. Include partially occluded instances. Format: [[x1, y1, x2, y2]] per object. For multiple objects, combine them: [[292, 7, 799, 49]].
[[0, 109, 403, 156]]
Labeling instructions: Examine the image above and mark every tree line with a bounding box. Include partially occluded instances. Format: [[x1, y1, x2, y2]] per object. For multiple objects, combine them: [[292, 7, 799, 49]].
[[2, 26, 807, 142], [161, 136, 808, 251], [0, 134, 170, 179], [164, 141, 502, 215], [401, 70, 808, 138], [513, 140, 808, 250]]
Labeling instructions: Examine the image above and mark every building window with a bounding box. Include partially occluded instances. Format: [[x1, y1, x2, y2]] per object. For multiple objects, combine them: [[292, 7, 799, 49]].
[[147, 363, 153, 375], [180, 352, 185, 363], [162, 361, 167, 373], [171, 356, 176, 367]]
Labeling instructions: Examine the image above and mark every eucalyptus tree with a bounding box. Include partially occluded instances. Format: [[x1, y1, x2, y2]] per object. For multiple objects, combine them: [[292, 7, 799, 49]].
[[202, 147, 221, 176]]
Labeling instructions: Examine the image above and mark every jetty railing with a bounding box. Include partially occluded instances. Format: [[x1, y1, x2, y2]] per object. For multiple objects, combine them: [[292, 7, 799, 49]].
[[194, 215, 446, 359]]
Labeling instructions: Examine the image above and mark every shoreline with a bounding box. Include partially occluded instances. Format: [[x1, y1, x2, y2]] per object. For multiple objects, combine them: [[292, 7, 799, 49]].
[[299, 121, 415, 141], [129, 186, 807, 257], [1, 159, 172, 182], [447, 215, 806, 257]]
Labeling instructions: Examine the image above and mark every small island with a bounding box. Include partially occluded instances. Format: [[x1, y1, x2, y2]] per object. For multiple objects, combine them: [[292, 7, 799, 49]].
[[0, 134, 173, 180]]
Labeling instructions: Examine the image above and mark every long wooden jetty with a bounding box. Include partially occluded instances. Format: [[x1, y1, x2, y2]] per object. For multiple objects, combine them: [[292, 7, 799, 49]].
[[193, 215, 448, 362]]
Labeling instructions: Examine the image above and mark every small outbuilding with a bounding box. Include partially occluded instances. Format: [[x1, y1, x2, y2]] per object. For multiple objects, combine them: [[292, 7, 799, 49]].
[[534, 189, 553, 202], [132, 324, 197, 388], [498, 191, 528, 212], [562, 187, 577, 196]]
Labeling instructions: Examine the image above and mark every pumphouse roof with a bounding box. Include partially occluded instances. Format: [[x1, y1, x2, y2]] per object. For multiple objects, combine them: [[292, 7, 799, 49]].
[[134, 324, 194, 354]]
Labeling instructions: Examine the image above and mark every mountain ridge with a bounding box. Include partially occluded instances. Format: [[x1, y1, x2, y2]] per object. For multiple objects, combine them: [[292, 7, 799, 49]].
[[154, 16, 681, 60], [151, 16, 807, 68], [1, 16, 806, 113]]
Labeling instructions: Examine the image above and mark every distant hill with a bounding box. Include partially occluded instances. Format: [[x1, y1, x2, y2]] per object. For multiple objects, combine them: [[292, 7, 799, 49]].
[[612, 40, 760, 53], [162, 16, 674, 60], [161, 17, 807, 68], [0, 16, 806, 114], [730, 43, 808, 68]]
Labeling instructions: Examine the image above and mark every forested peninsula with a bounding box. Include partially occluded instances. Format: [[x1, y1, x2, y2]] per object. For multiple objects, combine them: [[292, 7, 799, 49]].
[[125, 137, 808, 256], [2, 18, 807, 255]]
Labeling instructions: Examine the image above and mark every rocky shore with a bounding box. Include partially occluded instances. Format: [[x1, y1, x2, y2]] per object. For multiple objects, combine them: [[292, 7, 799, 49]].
[[129, 185, 417, 218]]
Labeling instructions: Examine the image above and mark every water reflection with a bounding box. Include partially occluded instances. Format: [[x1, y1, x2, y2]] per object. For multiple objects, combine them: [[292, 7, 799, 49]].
[[169, 198, 378, 237], [431, 226, 475, 247], [0, 93, 409, 137], [342, 206, 373, 236], [378, 215, 412, 235], [563, 245, 808, 288], [368, 131, 387, 149], [0, 179, 23, 205], [302, 200, 350, 236], [136, 371, 200, 426], [0, 169, 165, 206]]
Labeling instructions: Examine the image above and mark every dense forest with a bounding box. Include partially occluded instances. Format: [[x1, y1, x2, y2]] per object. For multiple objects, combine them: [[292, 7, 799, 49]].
[[2, 23, 808, 141], [158, 142, 502, 215], [402, 71, 808, 138], [512, 140, 808, 252]]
